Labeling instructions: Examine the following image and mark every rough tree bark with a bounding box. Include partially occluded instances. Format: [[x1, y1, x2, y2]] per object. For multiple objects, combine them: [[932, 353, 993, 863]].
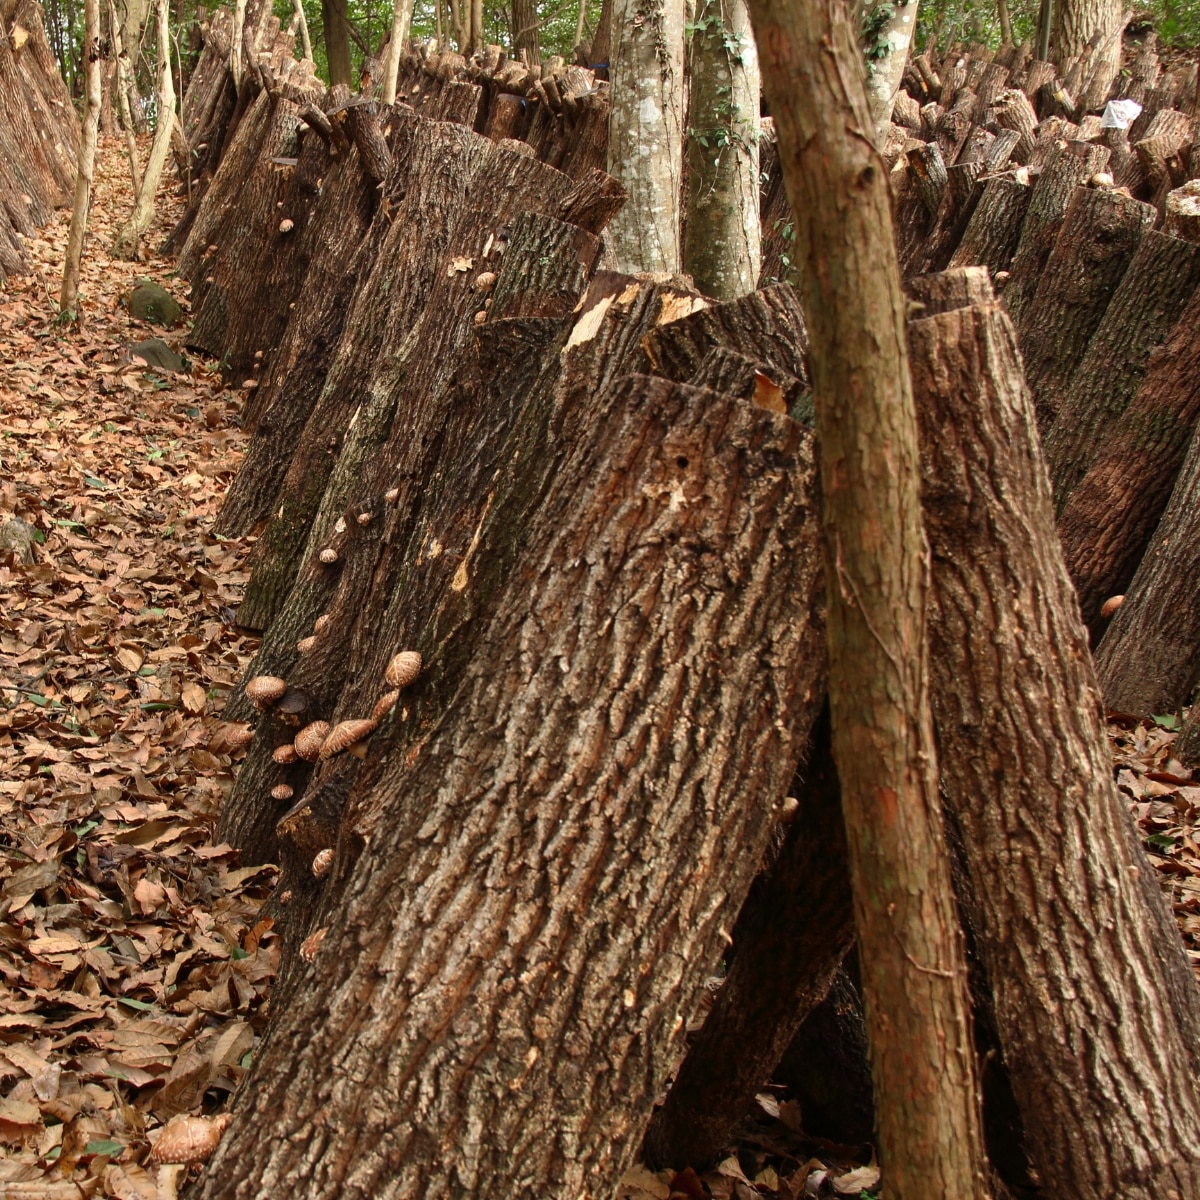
[[1057, 286, 1200, 631], [1179, 703, 1200, 767], [606, 0, 685, 272], [1094, 426, 1200, 716], [292, 0, 313, 60], [1042, 229, 1200, 509], [946, 176, 1031, 277], [112, 0, 174, 258], [1055, 0, 1122, 110], [910, 268, 1200, 1200], [744, 0, 989, 1195], [1001, 141, 1110, 325], [682, 0, 760, 300], [106, 0, 141, 193], [1016, 185, 1155, 430], [59, 0, 102, 318], [190, 367, 830, 1199]]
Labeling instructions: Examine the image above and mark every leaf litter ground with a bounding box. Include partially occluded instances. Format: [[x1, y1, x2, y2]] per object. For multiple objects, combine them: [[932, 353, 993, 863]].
[[2, 140, 1199, 1200]]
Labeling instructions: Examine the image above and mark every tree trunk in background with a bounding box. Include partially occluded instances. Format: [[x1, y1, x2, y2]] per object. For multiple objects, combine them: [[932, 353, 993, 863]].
[[189, 361, 830, 1200], [606, 0, 685, 273], [60, 0, 102, 317], [590, 0, 613, 64], [119, 0, 150, 72], [381, 0, 415, 101], [230, 0, 248, 91], [293, 0, 313, 61], [512, 0, 539, 63], [470, 0, 482, 53], [682, 0, 760, 299], [1178, 702, 1200, 767], [1042, 230, 1200, 510], [745, 0, 989, 1195], [1016, 185, 1154, 431], [107, 0, 142, 193], [1094, 427, 1200, 715], [864, 0, 919, 145], [1055, 0, 1122, 110], [112, 0, 173, 258], [323, 0, 353, 85], [1057, 287, 1200, 633], [909, 269, 1200, 1200]]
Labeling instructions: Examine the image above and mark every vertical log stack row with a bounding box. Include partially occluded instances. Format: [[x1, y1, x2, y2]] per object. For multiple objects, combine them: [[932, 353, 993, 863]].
[[0, 0, 79, 283]]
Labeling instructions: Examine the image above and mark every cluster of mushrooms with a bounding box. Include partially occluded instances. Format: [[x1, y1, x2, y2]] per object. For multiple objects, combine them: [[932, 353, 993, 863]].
[[244, 646, 423, 805]]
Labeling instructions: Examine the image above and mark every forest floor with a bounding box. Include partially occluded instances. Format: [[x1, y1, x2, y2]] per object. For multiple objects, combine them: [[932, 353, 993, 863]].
[[1, 141, 1199, 1200]]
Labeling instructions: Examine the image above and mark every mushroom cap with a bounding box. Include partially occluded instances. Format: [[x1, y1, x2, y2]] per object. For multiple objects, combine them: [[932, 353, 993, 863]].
[[300, 927, 328, 962], [297, 635, 317, 654], [279, 218, 295, 232], [385, 487, 399, 503], [371, 689, 402, 723], [312, 848, 335, 878], [246, 675, 287, 707], [221, 723, 255, 751], [273, 744, 298, 765], [385, 650, 423, 689], [1101, 594, 1125, 618], [357, 512, 372, 526], [150, 1114, 231, 1165], [319, 547, 339, 564], [313, 614, 331, 636], [474, 270, 497, 291], [294, 720, 332, 761], [319, 718, 378, 759], [271, 783, 294, 801]]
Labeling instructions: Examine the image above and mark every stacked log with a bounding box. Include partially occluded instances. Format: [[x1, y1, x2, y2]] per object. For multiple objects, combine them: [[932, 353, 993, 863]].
[[0, 0, 79, 283]]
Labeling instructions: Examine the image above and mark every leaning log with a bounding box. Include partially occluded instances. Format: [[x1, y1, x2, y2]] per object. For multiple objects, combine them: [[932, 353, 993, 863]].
[[191, 366, 828, 1200], [1057, 287, 1200, 632], [1093, 426, 1200, 716], [910, 268, 1200, 1200], [1042, 230, 1200, 508]]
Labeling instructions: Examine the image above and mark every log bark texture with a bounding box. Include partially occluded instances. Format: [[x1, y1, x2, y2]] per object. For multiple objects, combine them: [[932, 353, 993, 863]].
[[192, 368, 828, 1200], [1001, 141, 1110, 324], [946, 176, 1031, 277], [1094, 426, 1200, 715], [1042, 230, 1200, 509], [1057, 287, 1200, 631], [1016, 186, 1155, 429], [910, 273, 1200, 1200]]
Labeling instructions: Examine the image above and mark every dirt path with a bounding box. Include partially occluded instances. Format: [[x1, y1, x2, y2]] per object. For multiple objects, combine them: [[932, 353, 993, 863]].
[[0, 140, 274, 1197]]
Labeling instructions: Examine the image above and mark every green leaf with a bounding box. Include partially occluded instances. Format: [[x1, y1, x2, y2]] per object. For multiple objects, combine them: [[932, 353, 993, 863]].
[[86, 1140, 124, 1157], [1153, 713, 1181, 730], [1147, 833, 1177, 851], [117, 996, 155, 1011]]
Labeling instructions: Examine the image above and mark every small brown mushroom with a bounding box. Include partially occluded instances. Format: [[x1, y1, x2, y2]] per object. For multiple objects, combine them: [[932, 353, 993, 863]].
[[151, 1114, 231, 1200], [371, 689, 402, 723], [385, 487, 400, 503], [357, 511, 372, 526], [246, 675, 287, 708], [279, 889, 293, 904], [294, 720, 332, 761], [312, 848, 334, 878], [1101, 594, 1125, 619], [474, 310, 487, 325], [221, 723, 255, 751], [385, 650, 423, 689], [271, 783, 294, 801], [300, 927, 328, 962], [273, 744, 298, 765], [313, 613, 332, 636], [279, 218, 295, 233], [297, 635, 317, 654], [474, 270, 497, 291], [319, 547, 339, 564], [320, 718, 378, 759]]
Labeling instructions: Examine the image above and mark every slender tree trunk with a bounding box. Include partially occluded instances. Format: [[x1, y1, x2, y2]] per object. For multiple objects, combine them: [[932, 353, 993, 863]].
[[910, 269, 1200, 1200], [1179, 701, 1200, 766], [470, 0, 483, 53], [606, 0, 685, 273], [381, 0, 415, 101], [575, 0, 587, 52], [590, 0, 613, 64], [230, 0, 248, 91], [1094, 426, 1200, 715], [112, 0, 173, 258], [60, 0, 102, 318], [997, 0, 1013, 44], [323, 0, 354, 84], [864, 0, 919, 144], [293, 0, 314, 61], [743, 0, 989, 1195], [107, 0, 142, 194], [682, 0, 760, 299], [512, 0, 539, 62]]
